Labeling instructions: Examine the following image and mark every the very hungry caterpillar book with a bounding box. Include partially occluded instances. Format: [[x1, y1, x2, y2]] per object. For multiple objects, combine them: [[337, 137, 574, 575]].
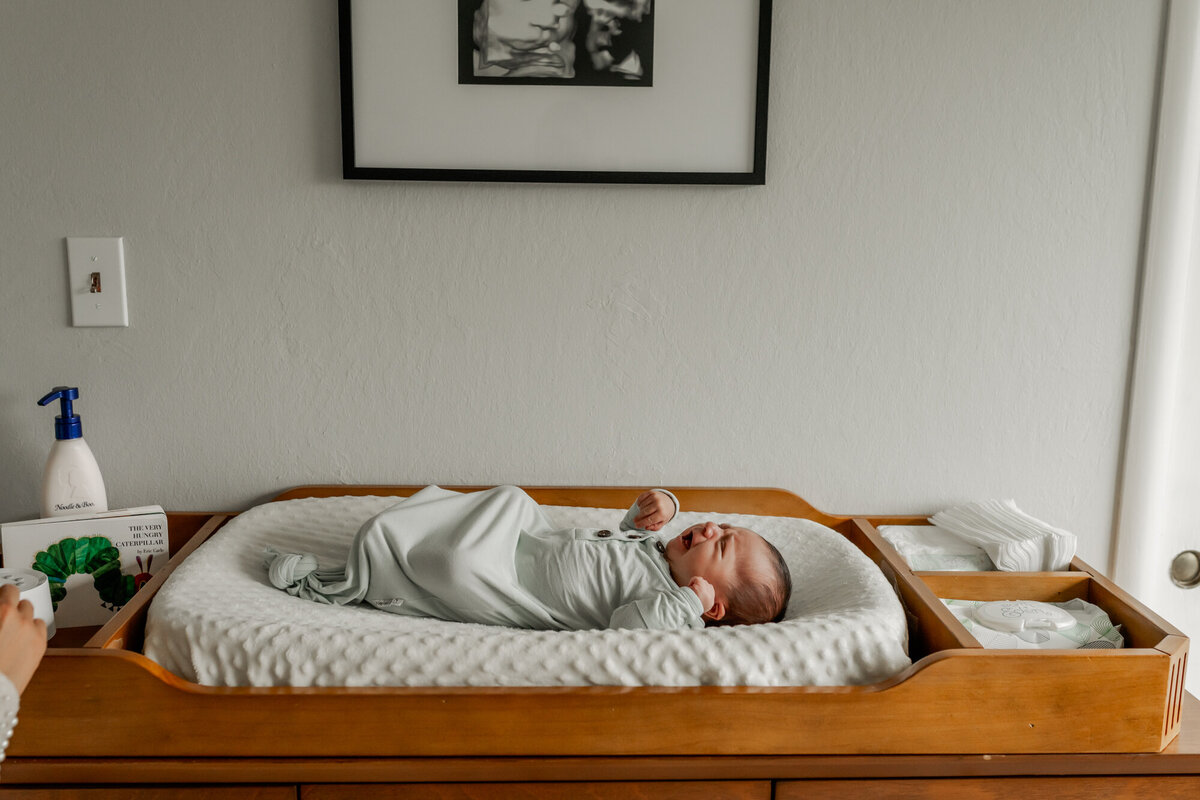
[[1, 506, 168, 627]]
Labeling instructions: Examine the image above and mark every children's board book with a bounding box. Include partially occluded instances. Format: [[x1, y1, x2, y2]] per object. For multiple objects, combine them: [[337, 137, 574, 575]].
[[1, 506, 168, 628]]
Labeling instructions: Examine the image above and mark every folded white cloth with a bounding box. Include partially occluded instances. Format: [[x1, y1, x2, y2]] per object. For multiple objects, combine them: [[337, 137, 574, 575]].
[[877, 525, 996, 571], [929, 500, 1077, 572]]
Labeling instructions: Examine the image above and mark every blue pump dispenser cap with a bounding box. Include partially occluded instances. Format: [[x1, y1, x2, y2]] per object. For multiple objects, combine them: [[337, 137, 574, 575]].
[[37, 386, 83, 440]]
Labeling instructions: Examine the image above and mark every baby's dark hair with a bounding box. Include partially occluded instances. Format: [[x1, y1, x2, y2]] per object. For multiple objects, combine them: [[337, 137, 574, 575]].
[[711, 535, 792, 627]]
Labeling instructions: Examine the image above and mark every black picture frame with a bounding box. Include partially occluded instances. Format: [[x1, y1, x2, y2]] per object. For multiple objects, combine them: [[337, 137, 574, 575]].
[[339, 0, 772, 185]]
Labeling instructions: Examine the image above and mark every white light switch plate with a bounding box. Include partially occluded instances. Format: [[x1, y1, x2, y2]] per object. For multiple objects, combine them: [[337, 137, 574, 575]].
[[66, 237, 129, 327]]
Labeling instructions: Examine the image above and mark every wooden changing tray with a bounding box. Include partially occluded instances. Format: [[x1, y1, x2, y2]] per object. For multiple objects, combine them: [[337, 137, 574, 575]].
[[2, 485, 1193, 791]]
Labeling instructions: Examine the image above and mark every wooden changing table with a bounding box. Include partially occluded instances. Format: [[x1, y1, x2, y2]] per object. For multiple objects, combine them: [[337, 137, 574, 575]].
[[1, 485, 1196, 798]]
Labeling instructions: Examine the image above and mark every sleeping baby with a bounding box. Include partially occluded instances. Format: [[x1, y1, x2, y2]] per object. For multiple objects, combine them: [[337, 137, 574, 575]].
[[265, 485, 792, 630]]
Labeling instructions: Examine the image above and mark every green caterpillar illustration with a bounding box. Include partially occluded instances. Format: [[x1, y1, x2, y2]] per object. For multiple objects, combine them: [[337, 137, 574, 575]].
[[32, 536, 141, 611]]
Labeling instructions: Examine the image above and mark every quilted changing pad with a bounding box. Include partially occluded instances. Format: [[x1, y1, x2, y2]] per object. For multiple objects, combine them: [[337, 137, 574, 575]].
[[143, 495, 911, 687]]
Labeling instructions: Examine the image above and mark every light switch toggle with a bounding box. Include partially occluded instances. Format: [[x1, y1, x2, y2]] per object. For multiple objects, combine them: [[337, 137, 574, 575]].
[[66, 237, 129, 327]]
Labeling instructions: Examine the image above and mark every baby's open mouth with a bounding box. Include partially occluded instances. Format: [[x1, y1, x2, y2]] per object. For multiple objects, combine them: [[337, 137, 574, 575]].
[[682, 531, 693, 550]]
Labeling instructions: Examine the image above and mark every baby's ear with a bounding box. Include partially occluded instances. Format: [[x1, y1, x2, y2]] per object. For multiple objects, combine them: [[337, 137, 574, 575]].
[[702, 600, 726, 622]]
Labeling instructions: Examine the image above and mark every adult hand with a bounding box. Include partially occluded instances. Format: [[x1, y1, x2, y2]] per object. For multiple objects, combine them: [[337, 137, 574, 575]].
[[633, 490, 676, 531], [0, 583, 47, 694]]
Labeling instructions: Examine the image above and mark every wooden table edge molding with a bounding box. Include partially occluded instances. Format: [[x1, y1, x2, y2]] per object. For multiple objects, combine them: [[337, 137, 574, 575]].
[[4, 752, 1200, 786], [5, 692, 1200, 786]]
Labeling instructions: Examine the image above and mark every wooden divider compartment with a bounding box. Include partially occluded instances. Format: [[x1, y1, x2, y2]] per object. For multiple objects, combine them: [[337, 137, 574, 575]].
[[919, 569, 1161, 647], [854, 518, 1191, 748], [8, 490, 1190, 763], [936, 564, 1189, 744]]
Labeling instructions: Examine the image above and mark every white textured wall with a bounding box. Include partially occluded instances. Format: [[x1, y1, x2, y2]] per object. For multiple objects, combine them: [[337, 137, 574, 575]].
[[0, 1, 1163, 567]]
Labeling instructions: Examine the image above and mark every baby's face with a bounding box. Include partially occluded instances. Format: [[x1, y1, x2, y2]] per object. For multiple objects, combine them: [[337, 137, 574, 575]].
[[485, 0, 577, 43], [478, 0, 579, 76], [663, 522, 770, 600]]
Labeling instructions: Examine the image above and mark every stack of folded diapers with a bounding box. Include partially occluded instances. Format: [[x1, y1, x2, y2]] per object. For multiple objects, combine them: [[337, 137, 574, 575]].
[[880, 499, 1077, 572], [878, 502, 1121, 651], [930, 499, 1077, 572]]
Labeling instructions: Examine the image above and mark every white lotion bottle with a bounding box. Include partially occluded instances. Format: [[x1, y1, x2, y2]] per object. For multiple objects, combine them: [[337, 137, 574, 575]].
[[37, 387, 108, 517]]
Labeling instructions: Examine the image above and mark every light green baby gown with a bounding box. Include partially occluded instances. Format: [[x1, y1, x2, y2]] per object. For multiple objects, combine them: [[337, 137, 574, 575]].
[[265, 485, 704, 631]]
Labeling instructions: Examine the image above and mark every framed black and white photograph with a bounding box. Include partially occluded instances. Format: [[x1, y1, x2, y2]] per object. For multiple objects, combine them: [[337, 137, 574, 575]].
[[339, 0, 771, 184], [460, 0, 655, 87]]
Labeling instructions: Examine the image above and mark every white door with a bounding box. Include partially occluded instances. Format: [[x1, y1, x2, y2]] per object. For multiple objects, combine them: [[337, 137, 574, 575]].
[[1142, 257, 1200, 697], [1114, 0, 1200, 696]]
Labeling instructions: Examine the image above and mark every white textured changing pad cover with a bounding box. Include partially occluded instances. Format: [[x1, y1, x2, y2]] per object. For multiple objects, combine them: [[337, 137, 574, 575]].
[[144, 496, 911, 687]]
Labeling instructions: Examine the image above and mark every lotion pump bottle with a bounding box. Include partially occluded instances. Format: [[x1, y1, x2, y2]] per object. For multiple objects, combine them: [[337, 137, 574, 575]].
[[37, 387, 108, 517]]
